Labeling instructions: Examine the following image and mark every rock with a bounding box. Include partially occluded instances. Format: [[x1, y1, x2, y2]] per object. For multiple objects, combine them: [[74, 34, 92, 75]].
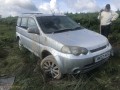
[[0, 76, 15, 90]]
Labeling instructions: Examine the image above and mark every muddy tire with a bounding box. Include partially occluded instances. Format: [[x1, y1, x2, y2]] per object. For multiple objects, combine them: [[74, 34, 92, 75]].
[[18, 39, 23, 50], [41, 55, 62, 79]]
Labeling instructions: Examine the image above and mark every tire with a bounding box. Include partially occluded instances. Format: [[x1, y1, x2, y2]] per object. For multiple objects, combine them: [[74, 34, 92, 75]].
[[41, 55, 62, 79], [18, 39, 24, 51]]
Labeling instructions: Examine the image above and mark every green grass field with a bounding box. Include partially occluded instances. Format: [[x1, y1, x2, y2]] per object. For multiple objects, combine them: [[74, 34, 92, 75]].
[[0, 24, 120, 90]]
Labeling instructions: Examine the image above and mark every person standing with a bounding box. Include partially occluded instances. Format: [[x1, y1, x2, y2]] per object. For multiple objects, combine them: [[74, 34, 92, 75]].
[[98, 4, 119, 38]]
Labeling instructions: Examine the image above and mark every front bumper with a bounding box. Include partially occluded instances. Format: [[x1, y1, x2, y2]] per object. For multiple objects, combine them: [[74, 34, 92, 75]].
[[54, 45, 112, 74]]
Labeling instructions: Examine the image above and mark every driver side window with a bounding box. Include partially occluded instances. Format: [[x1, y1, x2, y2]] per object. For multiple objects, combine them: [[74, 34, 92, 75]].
[[27, 18, 40, 34], [28, 18, 38, 29]]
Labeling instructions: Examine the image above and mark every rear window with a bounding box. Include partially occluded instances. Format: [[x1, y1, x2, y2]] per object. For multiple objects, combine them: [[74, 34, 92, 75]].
[[21, 18, 28, 29], [17, 17, 21, 26]]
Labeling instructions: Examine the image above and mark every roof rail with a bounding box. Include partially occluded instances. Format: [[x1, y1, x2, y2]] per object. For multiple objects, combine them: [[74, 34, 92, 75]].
[[22, 13, 43, 14]]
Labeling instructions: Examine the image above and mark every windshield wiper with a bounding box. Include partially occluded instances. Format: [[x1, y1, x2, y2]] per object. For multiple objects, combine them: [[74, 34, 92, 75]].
[[53, 28, 73, 33], [72, 26, 83, 30], [52, 27, 83, 33]]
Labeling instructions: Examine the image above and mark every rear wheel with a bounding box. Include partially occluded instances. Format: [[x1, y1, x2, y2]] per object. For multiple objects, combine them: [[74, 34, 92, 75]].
[[41, 55, 62, 79], [18, 39, 26, 52]]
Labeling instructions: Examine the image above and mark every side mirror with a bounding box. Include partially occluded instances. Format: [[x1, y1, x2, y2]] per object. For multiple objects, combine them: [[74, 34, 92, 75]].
[[27, 27, 40, 35]]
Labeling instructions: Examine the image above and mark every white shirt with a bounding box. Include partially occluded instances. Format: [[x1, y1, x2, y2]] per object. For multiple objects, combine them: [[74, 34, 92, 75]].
[[98, 10, 119, 26]]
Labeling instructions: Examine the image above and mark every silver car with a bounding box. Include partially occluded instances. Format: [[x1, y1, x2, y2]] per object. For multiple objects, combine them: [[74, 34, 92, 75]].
[[16, 13, 112, 79]]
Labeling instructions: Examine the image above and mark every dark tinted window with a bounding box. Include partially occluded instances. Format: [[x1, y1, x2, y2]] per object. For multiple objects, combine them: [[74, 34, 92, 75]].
[[21, 18, 28, 29], [37, 16, 82, 34]]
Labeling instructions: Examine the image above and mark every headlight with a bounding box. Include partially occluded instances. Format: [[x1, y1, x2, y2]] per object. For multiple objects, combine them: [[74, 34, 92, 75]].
[[61, 46, 88, 56], [61, 46, 71, 54]]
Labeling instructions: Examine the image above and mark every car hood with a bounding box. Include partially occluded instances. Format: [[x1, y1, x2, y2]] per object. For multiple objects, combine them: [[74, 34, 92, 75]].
[[46, 29, 108, 50]]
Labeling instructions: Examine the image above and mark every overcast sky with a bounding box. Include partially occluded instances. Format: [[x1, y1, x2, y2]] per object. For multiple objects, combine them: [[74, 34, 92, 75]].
[[0, 0, 119, 17]]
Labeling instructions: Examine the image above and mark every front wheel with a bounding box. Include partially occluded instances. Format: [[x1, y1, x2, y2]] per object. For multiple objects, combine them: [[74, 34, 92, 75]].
[[41, 55, 62, 79]]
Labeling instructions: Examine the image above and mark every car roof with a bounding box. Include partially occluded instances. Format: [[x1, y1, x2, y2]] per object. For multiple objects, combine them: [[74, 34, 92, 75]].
[[19, 13, 66, 18]]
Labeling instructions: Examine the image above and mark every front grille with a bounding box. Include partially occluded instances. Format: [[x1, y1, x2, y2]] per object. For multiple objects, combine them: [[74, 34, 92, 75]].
[[81, 59, 108, 73], [90, 45, 106, 53]]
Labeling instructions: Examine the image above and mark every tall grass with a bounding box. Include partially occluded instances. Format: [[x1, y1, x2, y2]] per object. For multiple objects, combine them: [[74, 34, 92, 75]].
[[0, 24, 120, 90]]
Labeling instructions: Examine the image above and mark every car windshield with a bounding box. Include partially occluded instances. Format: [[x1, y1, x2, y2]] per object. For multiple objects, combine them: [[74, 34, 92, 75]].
[[37, 16, 83, 34]]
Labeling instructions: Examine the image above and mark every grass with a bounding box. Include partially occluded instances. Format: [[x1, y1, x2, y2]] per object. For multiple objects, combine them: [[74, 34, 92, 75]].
[[0, 24, 120, 90]]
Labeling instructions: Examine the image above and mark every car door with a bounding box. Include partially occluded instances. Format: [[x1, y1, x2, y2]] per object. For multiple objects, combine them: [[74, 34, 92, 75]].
[[18, 17, 33, 50], [27, 17, 40, 56]]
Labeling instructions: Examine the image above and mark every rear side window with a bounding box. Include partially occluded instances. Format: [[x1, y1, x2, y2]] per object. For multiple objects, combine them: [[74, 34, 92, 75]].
[[21, 18, 28, 29], [17, 17, 21, 26]]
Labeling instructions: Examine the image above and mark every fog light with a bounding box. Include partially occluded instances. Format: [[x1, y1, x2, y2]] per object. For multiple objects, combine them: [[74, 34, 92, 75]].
[[72, 68, 80, 74]]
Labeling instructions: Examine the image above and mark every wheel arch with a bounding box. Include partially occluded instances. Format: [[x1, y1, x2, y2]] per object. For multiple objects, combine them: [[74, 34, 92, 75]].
[[16, 36, 20, 41], [16, 32, 21, 41], [41, 50, 52, 59], [41, 49, 65, 74]]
